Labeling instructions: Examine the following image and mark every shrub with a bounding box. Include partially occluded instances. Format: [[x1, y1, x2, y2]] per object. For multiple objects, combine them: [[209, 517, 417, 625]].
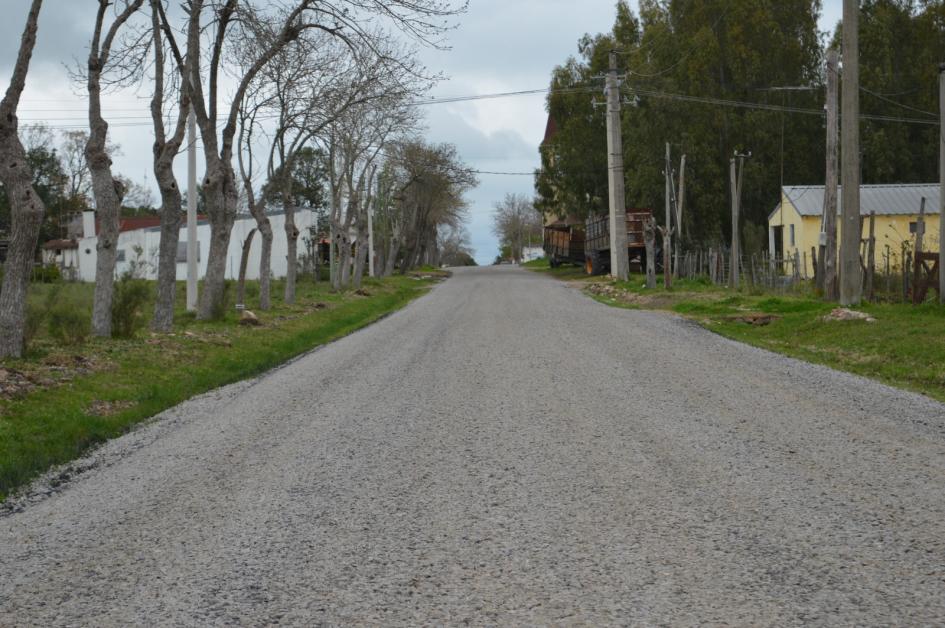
[[33, 264, 61, 284], [48, 306, 90, 346], [111, 277, 150, 338]]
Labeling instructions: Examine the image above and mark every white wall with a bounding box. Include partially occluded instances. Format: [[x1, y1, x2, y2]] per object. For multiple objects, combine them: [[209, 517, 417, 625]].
[[75, 211, 315, 282]]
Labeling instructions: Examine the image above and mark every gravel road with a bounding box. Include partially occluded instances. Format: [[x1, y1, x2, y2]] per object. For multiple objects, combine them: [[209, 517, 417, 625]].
[[2, 266, 945, 626]]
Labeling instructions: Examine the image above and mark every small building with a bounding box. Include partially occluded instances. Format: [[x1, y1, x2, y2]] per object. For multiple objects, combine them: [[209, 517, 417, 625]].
[[769, 184, 941, 276], [63, 209, 315, 282], [41, 239, 80, 280]]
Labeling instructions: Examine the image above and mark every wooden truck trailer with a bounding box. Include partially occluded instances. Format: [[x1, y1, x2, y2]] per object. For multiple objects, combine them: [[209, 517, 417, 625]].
[[583, 208, 657, 275], [543, 223, 586, 268]]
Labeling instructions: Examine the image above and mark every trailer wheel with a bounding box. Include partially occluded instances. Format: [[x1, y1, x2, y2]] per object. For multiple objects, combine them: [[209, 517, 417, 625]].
[[585, 251, 606, 276], [549, 255, 561, 269]]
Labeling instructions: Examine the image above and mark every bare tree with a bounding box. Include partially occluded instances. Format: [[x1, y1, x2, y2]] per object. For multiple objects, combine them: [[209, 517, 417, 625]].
[[150, 0, 191, 331], [373, 140, 475, 275], [237, 87, 276, 309], [0, 0, 45, 358], [85, 0, 146, 337], [172, 0, 466, 319], [492, 193, 541, 264]]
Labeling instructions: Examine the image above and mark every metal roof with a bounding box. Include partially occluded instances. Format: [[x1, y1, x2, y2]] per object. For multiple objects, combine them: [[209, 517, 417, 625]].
[[782, 184, 941, 217]]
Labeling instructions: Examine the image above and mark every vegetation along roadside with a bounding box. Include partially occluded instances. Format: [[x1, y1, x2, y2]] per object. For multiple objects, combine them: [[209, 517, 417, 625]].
[[0, 274, 439, 502], [525, 258, 945, 404]]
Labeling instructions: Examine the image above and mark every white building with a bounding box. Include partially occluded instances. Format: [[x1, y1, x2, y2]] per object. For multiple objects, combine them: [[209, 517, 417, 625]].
[[69, 209, 315, 282], [521, 246, 545, 263]]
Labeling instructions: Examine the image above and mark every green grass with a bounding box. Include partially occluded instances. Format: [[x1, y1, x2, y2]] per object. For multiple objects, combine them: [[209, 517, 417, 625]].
[[522, 257, 593, 280], [0, 275, 434, 501], [533, 267, 945, 404]]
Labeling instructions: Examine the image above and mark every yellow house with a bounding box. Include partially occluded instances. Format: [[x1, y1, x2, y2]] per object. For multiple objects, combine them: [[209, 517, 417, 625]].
[[768, 184, 941, 276]]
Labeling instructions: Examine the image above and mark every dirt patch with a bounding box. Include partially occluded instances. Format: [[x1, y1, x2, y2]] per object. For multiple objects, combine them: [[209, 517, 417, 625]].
[[86, 400, 136, 417], [354, 289, 372, 297], [823, 307, 877, 323], [585, 283, 677, 308], [727, 313, 781, 326], [0, 368, 35, 399]]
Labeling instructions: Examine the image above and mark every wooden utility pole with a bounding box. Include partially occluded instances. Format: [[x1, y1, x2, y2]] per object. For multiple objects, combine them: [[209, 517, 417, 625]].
[[914, 197, 927, 304], [730, 153, 748, 290], [938, 63, 944, 304], [662, 142, 673, 288], [606, 51, 630, 280], [840, 0, 863, 305], [643, 216, 656, 289], [866, 211, 876, 301], [823, 49, 840, 300], [674, 154, 686, 279]]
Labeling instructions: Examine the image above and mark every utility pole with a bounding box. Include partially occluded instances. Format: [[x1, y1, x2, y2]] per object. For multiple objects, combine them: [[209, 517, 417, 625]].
[[938, 63, 944, 304], [661, 142, 673, 288], [367, 206, 375, 277], [606, 51, 630, 280], [186, 106, 198, 312], [730, 152, 749, 290], [823, 48, 840, 300], [730, 158, 739, 289], [674, 154, 686, 279], [840, 0, 862, 305]]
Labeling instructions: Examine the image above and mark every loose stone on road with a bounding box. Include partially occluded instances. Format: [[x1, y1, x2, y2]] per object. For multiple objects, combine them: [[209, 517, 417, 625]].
[[2, 266, 944, 625]]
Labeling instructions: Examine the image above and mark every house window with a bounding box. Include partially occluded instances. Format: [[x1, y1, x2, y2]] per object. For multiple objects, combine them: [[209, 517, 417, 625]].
[[910, 221, 918, 234], [789, 224, 795, 247], [116, 250, 126, 262]]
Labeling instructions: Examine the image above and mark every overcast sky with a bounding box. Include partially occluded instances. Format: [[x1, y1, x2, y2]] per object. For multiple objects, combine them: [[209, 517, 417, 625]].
[[1, 1, 843, 265]]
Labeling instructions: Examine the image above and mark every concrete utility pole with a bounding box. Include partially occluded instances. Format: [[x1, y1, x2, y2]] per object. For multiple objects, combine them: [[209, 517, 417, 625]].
[[938, 63, 944, 304], [606, 51, 630, 280], [186, 106, 198, 312], [823, 49, 840, 300], [840, 0, 863, 305]]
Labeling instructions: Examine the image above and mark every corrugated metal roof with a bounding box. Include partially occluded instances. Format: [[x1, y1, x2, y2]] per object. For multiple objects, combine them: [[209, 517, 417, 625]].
[[782, 184, 941, 217]]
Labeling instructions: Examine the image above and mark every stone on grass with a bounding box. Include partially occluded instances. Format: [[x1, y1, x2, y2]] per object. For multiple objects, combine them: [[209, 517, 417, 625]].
[[239, 310, 261, 326]]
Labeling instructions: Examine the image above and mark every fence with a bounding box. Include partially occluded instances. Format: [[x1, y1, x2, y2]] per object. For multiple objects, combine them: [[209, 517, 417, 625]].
[[672, 245, 940, 303]]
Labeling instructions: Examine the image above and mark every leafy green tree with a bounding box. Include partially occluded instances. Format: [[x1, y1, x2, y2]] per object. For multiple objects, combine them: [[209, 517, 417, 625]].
[[0, 144, 68, 243], [538, 0, 826, 246]]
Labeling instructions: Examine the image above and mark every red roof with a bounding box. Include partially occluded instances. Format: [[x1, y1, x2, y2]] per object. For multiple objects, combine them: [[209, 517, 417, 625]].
[[91, 215, 208, 235], [42, 238, 78, 250], [542, 114, 558, 145]]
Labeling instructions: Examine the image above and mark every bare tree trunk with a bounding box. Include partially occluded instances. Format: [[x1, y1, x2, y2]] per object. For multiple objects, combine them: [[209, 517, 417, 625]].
[[644, 217, 656, 289], [338, 232, 352, 288], [152, 173, 182, 330], [236, 228, 256, 307], [0, 0, 45, 358], [352, 224, 368, 289], [257, 218, 273, 310], [149, 0, 189, 332], [87, 88, 122, 337], [87, 0, 143, 336], [197, 165, 237, 319], [283, 197, 299, 304]]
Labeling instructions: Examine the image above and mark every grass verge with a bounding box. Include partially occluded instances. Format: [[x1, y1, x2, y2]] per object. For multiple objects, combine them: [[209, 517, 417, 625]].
[[527, 262, 945, 404], [0, 275, 435, 501]]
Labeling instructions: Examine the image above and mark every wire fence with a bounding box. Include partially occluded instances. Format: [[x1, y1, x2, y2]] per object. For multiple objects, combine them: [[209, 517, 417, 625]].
[[673, 246, 939, 304]]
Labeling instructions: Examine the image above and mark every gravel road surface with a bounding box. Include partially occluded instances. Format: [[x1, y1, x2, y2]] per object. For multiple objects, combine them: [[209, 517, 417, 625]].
[[2, 266, 945, 626]]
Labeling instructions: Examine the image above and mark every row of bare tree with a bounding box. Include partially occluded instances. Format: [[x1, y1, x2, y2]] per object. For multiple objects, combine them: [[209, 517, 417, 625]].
[[0, 0, 470, 358]]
